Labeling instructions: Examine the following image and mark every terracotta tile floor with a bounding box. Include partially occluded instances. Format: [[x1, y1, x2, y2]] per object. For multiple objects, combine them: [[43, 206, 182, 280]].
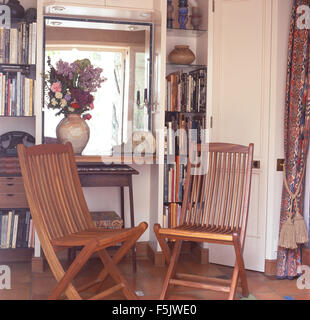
[[0, 253, 310, 300]]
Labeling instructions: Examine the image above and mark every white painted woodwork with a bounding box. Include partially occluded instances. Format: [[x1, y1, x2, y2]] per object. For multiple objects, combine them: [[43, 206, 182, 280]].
[[44, 0, 154, 10], [149, 0, 167, 252], [106, 0, 153, 10], [208, 0, 272, 272]]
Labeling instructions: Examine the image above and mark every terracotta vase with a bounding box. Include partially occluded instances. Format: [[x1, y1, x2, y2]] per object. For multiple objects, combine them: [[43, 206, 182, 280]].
[[168, 45, 195, 65], [56, 114, 90, 155]]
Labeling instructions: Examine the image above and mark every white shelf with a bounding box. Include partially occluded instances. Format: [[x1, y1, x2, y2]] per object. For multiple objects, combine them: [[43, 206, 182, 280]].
[[167, 28, 207, 37]]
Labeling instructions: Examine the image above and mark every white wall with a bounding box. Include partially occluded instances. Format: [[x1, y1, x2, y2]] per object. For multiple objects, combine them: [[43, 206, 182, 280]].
[[265, 0, 292, 260]]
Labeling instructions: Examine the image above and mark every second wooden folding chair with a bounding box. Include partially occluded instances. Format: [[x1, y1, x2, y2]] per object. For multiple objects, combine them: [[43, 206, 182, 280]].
[[154, 142, 254, 300]]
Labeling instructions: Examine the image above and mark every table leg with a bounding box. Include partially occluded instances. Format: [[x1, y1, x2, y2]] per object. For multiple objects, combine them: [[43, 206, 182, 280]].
[[120, 187, 125, 223], [128, 177, 137, 273]]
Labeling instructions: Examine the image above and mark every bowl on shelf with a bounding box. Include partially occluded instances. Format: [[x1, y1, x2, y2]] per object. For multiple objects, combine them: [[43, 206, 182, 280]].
[[168, 45, 195, 65]]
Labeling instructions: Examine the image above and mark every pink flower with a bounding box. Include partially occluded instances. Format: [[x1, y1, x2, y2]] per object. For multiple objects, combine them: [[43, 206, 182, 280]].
[[51, 82, 62, 93], [90, 103, 94, 110]]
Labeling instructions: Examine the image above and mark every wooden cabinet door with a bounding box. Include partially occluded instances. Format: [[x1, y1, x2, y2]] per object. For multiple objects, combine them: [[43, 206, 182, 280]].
[[106, 0, 153, 10], [209, 0, 272, 272]]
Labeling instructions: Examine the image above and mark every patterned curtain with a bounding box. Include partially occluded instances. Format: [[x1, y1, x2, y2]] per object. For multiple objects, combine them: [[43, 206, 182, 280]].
[[276, 0, 310, 279]]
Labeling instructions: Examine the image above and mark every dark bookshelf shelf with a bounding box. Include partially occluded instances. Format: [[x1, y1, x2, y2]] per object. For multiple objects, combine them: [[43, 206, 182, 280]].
[[0, 64, 36, 78], [167, 63, 207, 69], [0, 247, 33, 263], [0, 116, 35, 118], [164, 201, 183, 205], [166, 111, 206, 117]]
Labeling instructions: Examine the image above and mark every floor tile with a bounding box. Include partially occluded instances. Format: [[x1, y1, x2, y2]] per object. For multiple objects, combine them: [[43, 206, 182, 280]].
[[1, 254, 309, 301]]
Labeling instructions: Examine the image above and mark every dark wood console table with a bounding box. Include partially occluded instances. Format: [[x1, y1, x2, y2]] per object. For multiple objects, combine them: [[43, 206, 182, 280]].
[[77, 163, 139, 272]]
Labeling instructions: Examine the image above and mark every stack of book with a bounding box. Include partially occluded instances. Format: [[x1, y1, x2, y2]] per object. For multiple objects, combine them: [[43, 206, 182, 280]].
[[0, 22, 37, 65], [164, 156, 186, 204], [0, 71, 35, 116], [163, 203, 181, 228], [0, 209, 34, 249], [166, 68, 207, 113], [165, 114, 206, 155]]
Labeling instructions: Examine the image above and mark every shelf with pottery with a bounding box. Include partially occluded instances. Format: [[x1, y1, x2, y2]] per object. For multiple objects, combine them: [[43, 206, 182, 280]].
[[166, 27, 207, 37], [166, 0, 208, 70]]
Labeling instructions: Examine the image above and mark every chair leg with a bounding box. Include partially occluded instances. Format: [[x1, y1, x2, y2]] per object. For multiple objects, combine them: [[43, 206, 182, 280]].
[[49, 240, 97, 300], [159, 240, 182, 300], [154, 224, 171, 264], [88, 225, 146, 294], [97, 249, 138, 300], [230, 233, 249, 299]]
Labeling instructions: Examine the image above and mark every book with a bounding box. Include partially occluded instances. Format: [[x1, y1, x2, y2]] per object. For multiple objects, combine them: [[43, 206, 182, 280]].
[[24, 210, 31, 247], [6, 210, 12, 248], [31, 22, 37, 64], [0, 28, 5, 63], [16, 210, 26, 248], [9, 28, 18, 64], [16, 71, 21, 116], [28, 219, 33, 248], [1, 213, 8, 248], [4, 28, 10, 63], [11, 214, 19, 249], [28, 78, 33, 116], [9, 210, 15, 248]]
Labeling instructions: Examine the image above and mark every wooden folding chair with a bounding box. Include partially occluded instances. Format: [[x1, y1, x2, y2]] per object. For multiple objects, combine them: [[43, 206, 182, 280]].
[[154, 142, 254, 300], [17, 142, 147, 300]]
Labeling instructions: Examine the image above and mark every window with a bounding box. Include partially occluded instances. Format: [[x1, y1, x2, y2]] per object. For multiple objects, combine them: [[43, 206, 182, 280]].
[[44, 46, 126, 155]]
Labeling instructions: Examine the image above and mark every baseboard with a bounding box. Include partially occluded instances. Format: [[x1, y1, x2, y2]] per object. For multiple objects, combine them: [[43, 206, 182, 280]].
[[302, 247, 310, 267], [31, 256, 46, 273], [147, 242, 166, 266], [264, 248, 310, 276], [147, 241, 209, 266], [264, 259, 277, 276]]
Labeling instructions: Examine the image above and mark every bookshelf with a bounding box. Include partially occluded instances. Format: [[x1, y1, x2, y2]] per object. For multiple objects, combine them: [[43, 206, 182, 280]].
[[163, 0, 208, 229], [0, 16, 37, 262]]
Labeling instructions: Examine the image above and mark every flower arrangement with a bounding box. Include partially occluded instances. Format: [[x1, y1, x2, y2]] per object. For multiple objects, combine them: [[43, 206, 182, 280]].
[[45, 57, 106, 120]]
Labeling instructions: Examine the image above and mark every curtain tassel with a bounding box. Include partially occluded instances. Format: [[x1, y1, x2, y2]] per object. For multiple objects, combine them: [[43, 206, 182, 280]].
[[278, 215, 298, 249], [294, 209, 309, 244]]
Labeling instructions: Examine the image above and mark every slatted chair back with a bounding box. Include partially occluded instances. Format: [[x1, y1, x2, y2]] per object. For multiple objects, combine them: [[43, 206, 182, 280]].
[[18, 142, 94, 243], [179, 143, 254, 245]]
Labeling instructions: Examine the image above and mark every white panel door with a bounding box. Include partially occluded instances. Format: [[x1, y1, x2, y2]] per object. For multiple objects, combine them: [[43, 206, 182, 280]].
[[209, 0, 271, 272]]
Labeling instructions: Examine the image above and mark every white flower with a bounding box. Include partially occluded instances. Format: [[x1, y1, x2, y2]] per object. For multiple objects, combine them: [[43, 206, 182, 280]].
[[55, 92, 63, 99], [51, 98, 57, 106], [68, 107, 75, 112], [60, 99, 67, 108]]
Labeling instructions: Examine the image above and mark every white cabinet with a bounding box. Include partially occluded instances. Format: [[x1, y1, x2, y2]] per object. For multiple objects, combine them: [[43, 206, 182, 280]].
[[106, 0, 153, 10]]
